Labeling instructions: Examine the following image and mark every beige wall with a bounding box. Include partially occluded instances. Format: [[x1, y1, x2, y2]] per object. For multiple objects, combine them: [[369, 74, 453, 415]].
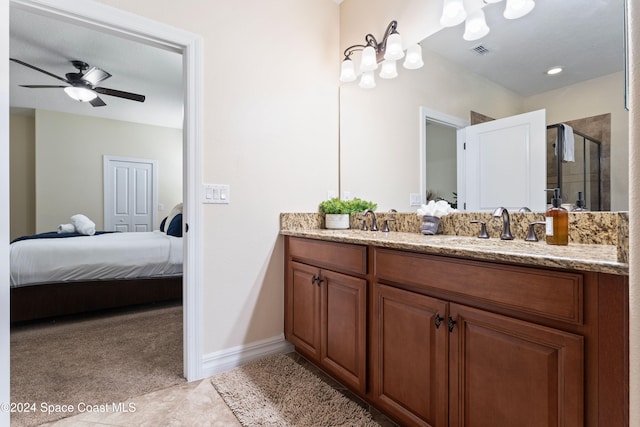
[[33, 110, 182, 233], [9, 111, 35, 241], [524, 72, 629, 211], [96, 0, 340, 352]]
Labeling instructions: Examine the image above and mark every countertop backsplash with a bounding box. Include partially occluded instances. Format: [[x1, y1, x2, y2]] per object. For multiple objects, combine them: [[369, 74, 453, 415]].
[[280, 211, 629, 263]]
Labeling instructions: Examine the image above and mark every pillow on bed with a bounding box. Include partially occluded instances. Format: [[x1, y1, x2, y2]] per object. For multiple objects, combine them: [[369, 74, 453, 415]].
[[166, 214, 183, 237], [163, 203, 183, 235], [159, 216, 168, 232]]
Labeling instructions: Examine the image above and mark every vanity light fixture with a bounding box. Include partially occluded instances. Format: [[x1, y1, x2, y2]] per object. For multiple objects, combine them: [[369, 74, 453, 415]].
[[340, 20, 424, 89], [463, 9, 490, 41], [441, 0, 535, 42]]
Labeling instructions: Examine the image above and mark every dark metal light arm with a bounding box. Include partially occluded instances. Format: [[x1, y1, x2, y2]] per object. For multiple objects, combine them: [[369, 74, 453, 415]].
[[342, 20, 399, 62]]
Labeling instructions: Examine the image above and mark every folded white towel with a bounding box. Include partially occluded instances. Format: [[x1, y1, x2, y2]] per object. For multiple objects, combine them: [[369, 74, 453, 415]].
[[57, 223, 76, 234], [70, 214, 96, 236]]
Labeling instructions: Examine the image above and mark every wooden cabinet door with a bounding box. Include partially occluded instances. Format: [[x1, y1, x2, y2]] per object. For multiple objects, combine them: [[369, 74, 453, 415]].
[[449, 303, 584, 427], [320, 269, 367, 393], [287, 261, 321, 360], [371, 283, 448, 427]]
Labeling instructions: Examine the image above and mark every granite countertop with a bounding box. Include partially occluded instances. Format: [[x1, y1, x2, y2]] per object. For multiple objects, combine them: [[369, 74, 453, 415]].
[[280, 228, 628, 276]]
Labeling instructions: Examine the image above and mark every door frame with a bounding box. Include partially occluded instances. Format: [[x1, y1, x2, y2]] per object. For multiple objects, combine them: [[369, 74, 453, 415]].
[[3, 0, 204, 394], [103, 155, 158, 232], [419, 107, 469, 208]]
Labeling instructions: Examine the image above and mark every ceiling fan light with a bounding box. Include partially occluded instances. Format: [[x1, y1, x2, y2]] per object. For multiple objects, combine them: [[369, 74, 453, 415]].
[[340, 58, 357, 82], [360, 46, 378, 72], [64, 86, 98, 102], [403, 44, 424, 70], [440, 0, 467, 27], [504, 0, 535, 19], [463, 9, 490, 41], [384, 32, 405, 61], [379, 60, 398, 79]]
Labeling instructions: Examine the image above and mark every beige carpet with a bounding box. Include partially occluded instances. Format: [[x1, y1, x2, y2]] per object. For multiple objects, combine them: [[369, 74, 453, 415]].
[[211, 353, 381, 427], [10, 303, 185, 427]]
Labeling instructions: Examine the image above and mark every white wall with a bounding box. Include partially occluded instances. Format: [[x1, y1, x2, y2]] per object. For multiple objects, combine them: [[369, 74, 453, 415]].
[[95, 0, 340, 353], [524, 72, 629, 211], [33, 110, 182, 232]]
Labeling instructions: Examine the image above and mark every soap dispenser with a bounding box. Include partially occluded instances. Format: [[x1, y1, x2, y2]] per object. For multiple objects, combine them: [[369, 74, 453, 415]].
[[572, 191, 588, 211], [545, 188, 568, 245]]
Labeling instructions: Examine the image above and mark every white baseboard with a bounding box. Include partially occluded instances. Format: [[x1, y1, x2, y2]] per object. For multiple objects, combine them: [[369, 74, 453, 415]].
[[201, 334, 294, 378]]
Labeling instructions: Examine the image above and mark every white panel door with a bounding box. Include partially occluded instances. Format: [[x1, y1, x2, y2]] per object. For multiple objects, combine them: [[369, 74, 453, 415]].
[[462, 109, 546, 212], [104, 156, 157, 232]]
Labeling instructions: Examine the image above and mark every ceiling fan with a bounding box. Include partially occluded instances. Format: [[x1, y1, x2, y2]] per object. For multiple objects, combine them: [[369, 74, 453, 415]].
[[10, 58, 146, 107]]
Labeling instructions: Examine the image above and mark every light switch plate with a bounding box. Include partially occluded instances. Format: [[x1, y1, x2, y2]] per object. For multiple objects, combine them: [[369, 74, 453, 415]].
[[410, 193, 422, 206], [202, 183, 230, 204]]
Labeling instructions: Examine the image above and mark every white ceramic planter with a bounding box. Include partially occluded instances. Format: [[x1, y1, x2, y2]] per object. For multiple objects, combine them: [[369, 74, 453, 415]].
[[325, 214, 350, 229]]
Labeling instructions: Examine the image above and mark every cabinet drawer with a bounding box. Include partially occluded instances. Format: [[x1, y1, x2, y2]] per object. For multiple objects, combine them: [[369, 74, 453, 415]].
[[374, 248, 583, 325], [288, 237, 367, 275]]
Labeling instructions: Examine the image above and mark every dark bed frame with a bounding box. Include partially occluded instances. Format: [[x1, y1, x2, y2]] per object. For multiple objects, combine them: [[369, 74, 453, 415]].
[[10, 276, 183, 323]]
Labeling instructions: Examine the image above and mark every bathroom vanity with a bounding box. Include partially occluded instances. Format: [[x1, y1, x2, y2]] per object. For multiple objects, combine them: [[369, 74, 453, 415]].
[[282, 223, 628, 427]]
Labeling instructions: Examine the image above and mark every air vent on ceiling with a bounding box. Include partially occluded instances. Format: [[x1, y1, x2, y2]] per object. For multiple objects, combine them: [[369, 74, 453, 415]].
[[471, 45, 491, 55]]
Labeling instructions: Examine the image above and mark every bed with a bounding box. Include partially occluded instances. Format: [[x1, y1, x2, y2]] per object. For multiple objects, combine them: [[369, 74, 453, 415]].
[[10, 230, 183, 323]]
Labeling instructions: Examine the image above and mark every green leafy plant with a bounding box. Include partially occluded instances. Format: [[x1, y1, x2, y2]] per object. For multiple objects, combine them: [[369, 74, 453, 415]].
[[318, 197, 377, 215]]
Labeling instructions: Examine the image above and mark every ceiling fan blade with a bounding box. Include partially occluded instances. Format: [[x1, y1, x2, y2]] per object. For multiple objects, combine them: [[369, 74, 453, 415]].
[[89, 96, 107, 107], [94, 87, 145, 102], [82, 67, 111, 86], [19, 85, 68, 88], [10, 58, 69, 84]]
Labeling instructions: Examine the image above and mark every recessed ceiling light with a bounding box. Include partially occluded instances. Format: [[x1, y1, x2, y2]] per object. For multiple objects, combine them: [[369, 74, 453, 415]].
[[546, 67, 563, 75]]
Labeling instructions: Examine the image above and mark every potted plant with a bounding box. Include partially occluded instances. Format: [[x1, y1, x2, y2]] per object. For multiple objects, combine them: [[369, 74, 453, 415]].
[[318, 197, 377, 229]]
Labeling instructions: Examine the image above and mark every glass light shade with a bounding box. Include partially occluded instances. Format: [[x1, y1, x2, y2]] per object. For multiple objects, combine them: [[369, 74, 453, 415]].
[[359, 71, 376, 89], [440, 0, 467, 27], [340, 59, 357, 82], [379, 60, 398, 79], [360, 46, 378, 72], [504, 0, 535, 19], [383, 32, 404, 61], [463, 9, 490, 41], [64, 86, 98, 102], [403, 44, 424, 70]]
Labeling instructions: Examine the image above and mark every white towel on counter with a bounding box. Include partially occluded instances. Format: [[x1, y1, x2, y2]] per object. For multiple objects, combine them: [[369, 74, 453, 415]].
[[57, 223, 76, 234], [70, 214, 96, 236], [561, 123, 574, 162]]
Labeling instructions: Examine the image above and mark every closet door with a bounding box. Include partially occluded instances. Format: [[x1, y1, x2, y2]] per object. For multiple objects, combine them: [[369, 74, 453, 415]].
[[104, 155, 157, 231]]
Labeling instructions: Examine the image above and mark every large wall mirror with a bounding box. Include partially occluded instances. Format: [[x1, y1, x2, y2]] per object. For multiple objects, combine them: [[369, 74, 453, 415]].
[[339, 0, 628, 212]]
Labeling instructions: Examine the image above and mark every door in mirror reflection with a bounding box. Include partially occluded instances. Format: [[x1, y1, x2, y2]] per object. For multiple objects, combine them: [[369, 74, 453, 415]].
[[462, 109, 547, 212]]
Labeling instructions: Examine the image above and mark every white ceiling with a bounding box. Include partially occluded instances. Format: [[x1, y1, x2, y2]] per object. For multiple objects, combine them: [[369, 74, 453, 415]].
[[421, 0, 625, 97], [9, 0, 625, 127], [9, 5, 184, 129]]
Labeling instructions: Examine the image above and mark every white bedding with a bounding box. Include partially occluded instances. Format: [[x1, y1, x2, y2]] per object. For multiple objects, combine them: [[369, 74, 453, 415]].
[[10, 231, 182, 288]]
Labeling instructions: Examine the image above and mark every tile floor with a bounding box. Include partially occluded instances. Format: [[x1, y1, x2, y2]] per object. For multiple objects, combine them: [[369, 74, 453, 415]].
[[39, 352, 398, 427]]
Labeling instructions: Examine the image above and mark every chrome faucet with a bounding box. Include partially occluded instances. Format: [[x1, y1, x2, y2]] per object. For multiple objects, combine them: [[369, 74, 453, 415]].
[[492, 207, 514, 240], [361, 209, 378, 231]]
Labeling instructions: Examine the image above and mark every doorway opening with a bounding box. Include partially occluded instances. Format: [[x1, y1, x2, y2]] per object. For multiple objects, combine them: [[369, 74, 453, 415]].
[[5, 2, 203, 423]]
